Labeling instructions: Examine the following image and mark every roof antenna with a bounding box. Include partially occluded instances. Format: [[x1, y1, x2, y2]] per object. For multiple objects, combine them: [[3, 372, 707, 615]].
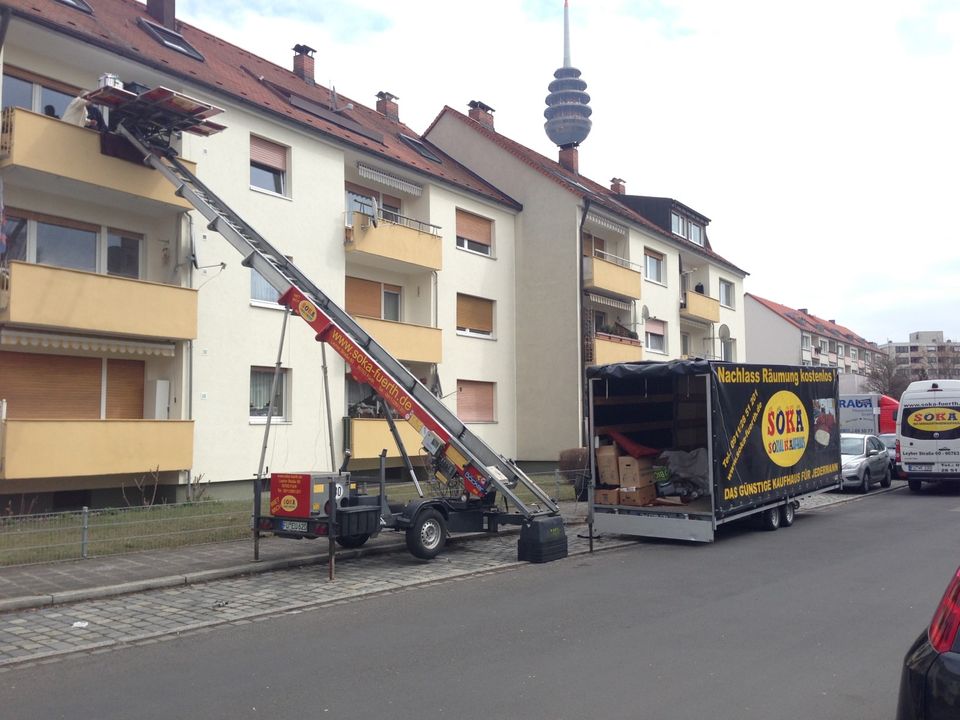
[[330, 84, 353, 113]]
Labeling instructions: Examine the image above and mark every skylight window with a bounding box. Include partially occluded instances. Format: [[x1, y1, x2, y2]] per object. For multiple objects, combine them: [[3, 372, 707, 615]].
[[399, 134, 442, 163], [56, 0, 93, 12], [138, 18, 204, 62]]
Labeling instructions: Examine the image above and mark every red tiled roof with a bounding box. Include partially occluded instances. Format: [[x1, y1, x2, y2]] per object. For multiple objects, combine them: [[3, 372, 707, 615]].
[[3, 0, 520, 209], [425, 106, 747, 276], [746, 294, 879, 350]]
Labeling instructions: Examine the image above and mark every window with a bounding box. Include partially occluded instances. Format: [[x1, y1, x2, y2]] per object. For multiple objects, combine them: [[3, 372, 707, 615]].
[[837, 344, 845, 357], [719, 279, 735, 308], [2, 68, 78, 117], [681, 333, 690, 357], [801, 334, 812, 349], [457, 380, 495, 422], [137, 18, 205, 62], [250, 367, 288, 421], [55, 0, 94, 12], [251, 271, 281, 304], [644, 249, 664, 284], [345, 182, 403, 226], [399, 134, 442, 163], [645, 319, 666, 354], [820, 339, 830, 354], [722, 338, 736, 362], [106, 230, 142, 279], [670, 212, 703, 246], [455, 209, 493, 256], [36, 219, 97, 272], [850, 347, 858, 361], [345, 276, 402, 321], [250, 136, 287, 195], [456, 293, 494, 337]]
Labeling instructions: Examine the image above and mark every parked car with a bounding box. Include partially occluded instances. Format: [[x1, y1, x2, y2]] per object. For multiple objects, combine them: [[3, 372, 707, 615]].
[[878, 432, 899, 475], [896, 565, 960, 719], [840, 433, 892, 492]]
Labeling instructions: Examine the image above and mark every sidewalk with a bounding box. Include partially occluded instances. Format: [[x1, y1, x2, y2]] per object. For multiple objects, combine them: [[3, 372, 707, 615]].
[[0, 501, 590, 613]]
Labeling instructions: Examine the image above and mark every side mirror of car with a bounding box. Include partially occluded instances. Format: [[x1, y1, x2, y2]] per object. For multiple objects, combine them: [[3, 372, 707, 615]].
[[867, 449, 878, 457]]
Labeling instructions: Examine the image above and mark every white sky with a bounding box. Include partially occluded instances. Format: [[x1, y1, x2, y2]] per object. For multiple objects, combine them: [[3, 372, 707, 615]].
[[177, 0, 960, 345]]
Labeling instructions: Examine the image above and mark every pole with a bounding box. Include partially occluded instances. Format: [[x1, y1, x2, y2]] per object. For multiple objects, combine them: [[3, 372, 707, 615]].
[[587, 377, 596, 553], [327, 480, 337, 581], [320, 344, 337, 472], [253, 308, 290, 561]]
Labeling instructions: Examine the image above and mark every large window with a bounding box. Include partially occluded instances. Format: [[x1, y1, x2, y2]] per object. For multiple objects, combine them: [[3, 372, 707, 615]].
[[670, 212, 704, 246], [456, 209, 493, 257], [3, 210, 142, 278], [345, 182, 402, 226], [457, 380, 495, 422], [250, 367, 289, 421], [719, 279, 735, 308], [456, 293, 494, 337], [644, 249, 664, 284], [250, 136, 288, 196], [645, 319, 666, 354], [345, 276, 401, 321], [2, 68, 77, 117]]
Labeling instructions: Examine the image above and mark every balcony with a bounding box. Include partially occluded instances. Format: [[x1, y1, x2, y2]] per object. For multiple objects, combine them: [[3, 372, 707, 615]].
[[680, 291, 720, 323], [583, 255, 642, 301], [346, 417, 424, 463], [0, 107, 195, 212], [592, 333, 644, 365], [355, 316, 441, 364], [0, 262, 197, 341], [345, 210, 442, 272], [0, 419, 193, 479]]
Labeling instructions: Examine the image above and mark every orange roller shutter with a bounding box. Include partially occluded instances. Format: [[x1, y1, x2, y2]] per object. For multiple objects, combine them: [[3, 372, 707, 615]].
[[0, 352, 100, 419], [456, 294, 493, 333], [457, 380, 495, 422], [106, 359, 145, 419], [345, 276, 383, 318], [455, 210, 492, 246], [250, 136, 287, 170]]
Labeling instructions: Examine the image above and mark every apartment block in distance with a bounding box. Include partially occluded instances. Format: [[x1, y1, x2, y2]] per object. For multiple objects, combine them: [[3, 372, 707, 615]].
[[0, 0, 522, 507], [880, 331, 960, 381]]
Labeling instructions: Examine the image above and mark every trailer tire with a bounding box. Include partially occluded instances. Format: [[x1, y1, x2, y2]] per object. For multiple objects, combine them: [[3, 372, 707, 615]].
[[908, 478, 922, 493], [406, 508, 447, 560], [335, 534, 370, 549], [760, 507, 781, 531], [779, 502, 796, 527]]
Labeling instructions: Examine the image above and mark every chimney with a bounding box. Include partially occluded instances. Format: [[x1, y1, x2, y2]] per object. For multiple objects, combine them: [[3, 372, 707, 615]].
[[376, 91, 399, 121], [468, 100, 495, 130], [559, 146, 579, 174], [828, 319, 836, 324], [799, 308, 809, 314], [146, 0, 177, 30], [292, 44, 316, 84], [610, 177, 626, 194]]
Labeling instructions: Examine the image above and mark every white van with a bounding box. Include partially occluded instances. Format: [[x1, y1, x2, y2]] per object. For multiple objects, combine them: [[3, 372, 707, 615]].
[[897, 379, 960, 492]]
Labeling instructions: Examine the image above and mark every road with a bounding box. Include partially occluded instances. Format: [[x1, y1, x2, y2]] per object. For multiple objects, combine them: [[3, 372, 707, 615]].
[[2, 485, 958, 720]]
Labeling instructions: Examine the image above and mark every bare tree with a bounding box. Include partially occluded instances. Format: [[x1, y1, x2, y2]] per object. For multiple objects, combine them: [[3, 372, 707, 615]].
[[865, 355, 910, 398]]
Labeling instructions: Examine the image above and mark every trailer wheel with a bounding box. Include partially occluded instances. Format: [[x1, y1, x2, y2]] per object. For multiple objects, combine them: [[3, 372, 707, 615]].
[[406, 508, 447, 560], [779, 502, 796, 527], [335, 534, 370, 549], [908, 479, 922, 493], [760, 507, 781, 531]]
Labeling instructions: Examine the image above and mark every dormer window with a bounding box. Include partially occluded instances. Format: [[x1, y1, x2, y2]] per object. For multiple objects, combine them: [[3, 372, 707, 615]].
[[399, 134, 442, 164], [138, 18, 204, 62], [56, 0, 93, 12], [670, 211, 704, 246]]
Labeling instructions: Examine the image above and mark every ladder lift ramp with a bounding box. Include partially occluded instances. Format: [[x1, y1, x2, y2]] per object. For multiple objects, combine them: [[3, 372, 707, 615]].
[[85, 84, 567, 562]]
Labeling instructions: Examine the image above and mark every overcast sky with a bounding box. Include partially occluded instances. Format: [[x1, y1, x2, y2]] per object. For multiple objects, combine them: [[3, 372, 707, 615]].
[[177, 0, 960, 346]]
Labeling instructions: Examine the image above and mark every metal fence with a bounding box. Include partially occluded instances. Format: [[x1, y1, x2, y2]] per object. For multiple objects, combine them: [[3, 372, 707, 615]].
[[0, 471, 587, 568]]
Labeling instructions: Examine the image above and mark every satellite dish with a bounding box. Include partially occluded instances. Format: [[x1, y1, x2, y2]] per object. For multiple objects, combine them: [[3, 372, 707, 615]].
[[369, 197, 379, 228]]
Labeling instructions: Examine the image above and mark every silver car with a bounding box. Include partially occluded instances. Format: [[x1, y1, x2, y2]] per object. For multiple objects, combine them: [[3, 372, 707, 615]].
[[877, 432, 899, 475], [840, 433, 892, 493]]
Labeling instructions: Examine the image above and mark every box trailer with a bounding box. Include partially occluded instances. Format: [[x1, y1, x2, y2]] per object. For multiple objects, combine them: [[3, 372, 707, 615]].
[[586, 360, 842, 542]]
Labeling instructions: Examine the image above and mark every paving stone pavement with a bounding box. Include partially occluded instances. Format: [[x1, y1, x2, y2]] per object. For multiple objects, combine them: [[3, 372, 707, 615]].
[[0, 485, 899, 669]]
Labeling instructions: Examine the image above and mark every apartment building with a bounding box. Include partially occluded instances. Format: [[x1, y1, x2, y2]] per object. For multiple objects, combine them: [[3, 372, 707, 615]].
[[0, 0, 522, 508], [745, 295, 880, 384], [880, 331, 960, 381], [425, 108, 747, 462]]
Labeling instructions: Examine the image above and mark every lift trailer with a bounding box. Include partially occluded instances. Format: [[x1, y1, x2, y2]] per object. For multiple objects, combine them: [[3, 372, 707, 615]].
[[87, 84, 566, 562]]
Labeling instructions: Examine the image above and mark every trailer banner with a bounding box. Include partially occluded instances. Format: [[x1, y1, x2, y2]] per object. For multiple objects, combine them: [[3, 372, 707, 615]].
[[712, 364, 841, 517]]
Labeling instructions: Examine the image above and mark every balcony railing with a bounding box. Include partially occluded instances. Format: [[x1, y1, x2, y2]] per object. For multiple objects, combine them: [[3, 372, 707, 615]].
[[591, 333, 644, 365], [354, 316, 441, 364], [0, 261, 197, 341], [345, 209, 442, 271], [0, 107, 195, 210], [583, 254, 642, 300], [680, 291, 720, 323], [0, 419, 193, 480]]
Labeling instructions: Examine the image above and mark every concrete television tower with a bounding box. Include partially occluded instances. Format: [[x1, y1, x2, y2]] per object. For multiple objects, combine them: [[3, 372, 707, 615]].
[[544, 0, 592, 173]]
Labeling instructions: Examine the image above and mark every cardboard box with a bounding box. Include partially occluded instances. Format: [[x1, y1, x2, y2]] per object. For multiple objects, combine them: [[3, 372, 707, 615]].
[[594, 488, 620, 505], [619, 484, 657, 507], [618, 457, 655, 488], [596, 445, 620, 486]]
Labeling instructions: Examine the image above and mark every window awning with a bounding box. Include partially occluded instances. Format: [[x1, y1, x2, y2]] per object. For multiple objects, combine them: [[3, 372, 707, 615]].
[[0, 329, 176, 357], [357, 163, 423, 197], [585, 292, 631, 311]]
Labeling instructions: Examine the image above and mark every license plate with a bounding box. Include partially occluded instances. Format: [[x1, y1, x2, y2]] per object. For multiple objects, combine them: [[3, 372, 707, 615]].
[[279, 519, 308, 533], [908, 464, 932, 472]]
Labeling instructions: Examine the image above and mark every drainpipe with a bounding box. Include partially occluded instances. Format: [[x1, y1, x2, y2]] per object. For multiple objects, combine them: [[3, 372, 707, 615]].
[[578, 198, 592, 447]]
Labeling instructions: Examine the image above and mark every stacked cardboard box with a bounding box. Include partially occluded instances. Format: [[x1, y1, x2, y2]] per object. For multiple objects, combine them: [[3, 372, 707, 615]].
[[594, 488, 620, 505], [619, 484, 656, 506], [618, 455, 656, 487], [596, 444, 620, 486]]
